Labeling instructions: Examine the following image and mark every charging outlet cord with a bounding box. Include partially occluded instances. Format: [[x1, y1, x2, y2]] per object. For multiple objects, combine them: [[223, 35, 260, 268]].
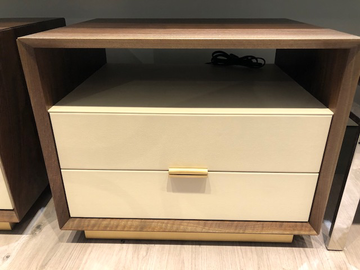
[[208, 51, 266, 68]]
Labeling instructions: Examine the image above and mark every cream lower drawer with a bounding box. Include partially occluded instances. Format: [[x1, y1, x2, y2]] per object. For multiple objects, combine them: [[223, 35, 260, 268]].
[[0, 166, 13, 209], [62, 170, 318, 222], [51, 113, 331, 172]]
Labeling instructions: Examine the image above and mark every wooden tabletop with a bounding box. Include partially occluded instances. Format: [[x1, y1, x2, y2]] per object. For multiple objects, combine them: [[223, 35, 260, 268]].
[[18, 18, 360, 49]]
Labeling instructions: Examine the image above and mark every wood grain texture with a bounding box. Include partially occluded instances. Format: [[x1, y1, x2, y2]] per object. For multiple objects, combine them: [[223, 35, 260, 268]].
[[0, 18, 65, 223], [276, 46, 360, 233], [0, 210, 19, 223], [84, 231, 294, 242], [63, 218, 316, 235], [18, 19, 360, 49], [17, 43, 106, 227]]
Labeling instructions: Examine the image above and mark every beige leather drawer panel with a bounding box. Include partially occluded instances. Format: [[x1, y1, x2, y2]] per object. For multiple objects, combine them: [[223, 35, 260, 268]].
[[0, 165, 13, 209], [62, 170, 318, 222], [51, 113, 331, 172]]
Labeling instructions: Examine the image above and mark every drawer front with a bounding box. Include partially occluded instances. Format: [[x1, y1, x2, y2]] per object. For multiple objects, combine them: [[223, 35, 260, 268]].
[[0, 165, 13, 209], [51, 113, 331, 172], [62, 170, 318, 222]]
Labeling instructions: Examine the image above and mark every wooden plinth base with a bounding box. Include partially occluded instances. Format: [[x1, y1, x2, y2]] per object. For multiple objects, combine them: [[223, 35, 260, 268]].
[[85, 231, 294, 243], [0, 222, 14, 230]]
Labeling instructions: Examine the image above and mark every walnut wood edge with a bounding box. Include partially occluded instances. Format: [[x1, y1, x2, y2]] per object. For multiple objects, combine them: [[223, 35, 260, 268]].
[[17, 40, 107, 228], [311, 46, 360, 233], [275, 46, 360, 234], [0, 210, 19, 223], [84, 231, 294, 242], [16, 39, 70, 228], [62, 218, 317, 236], [16, 18, 360, 49], [16, 38, 360, 50]]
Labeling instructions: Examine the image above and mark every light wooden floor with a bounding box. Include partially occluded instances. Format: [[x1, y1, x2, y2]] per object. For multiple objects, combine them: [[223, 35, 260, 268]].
[[1, 155, 360, 270], [1, 193, 359, 270]]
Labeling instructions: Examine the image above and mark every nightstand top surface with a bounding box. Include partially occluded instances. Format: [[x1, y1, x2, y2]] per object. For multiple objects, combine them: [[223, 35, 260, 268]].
[[18, 19, 360, 49]]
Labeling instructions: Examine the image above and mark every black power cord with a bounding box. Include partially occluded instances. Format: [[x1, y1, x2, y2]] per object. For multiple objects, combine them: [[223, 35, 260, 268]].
[[208, 51, 266, 68]]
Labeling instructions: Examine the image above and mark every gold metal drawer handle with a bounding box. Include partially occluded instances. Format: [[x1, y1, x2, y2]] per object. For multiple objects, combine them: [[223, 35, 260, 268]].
[[168, 167, 208, 178]]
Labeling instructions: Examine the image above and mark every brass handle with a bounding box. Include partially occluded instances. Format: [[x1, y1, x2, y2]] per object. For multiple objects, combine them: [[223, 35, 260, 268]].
[[168, 167, 208, 178]]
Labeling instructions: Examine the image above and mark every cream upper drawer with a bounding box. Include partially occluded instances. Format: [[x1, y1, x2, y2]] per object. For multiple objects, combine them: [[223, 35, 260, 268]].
[[62, 170, 318, 222], [0, 164, 13, 210], [49, 64, 332, 172], [51, 113, 331, 172]]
